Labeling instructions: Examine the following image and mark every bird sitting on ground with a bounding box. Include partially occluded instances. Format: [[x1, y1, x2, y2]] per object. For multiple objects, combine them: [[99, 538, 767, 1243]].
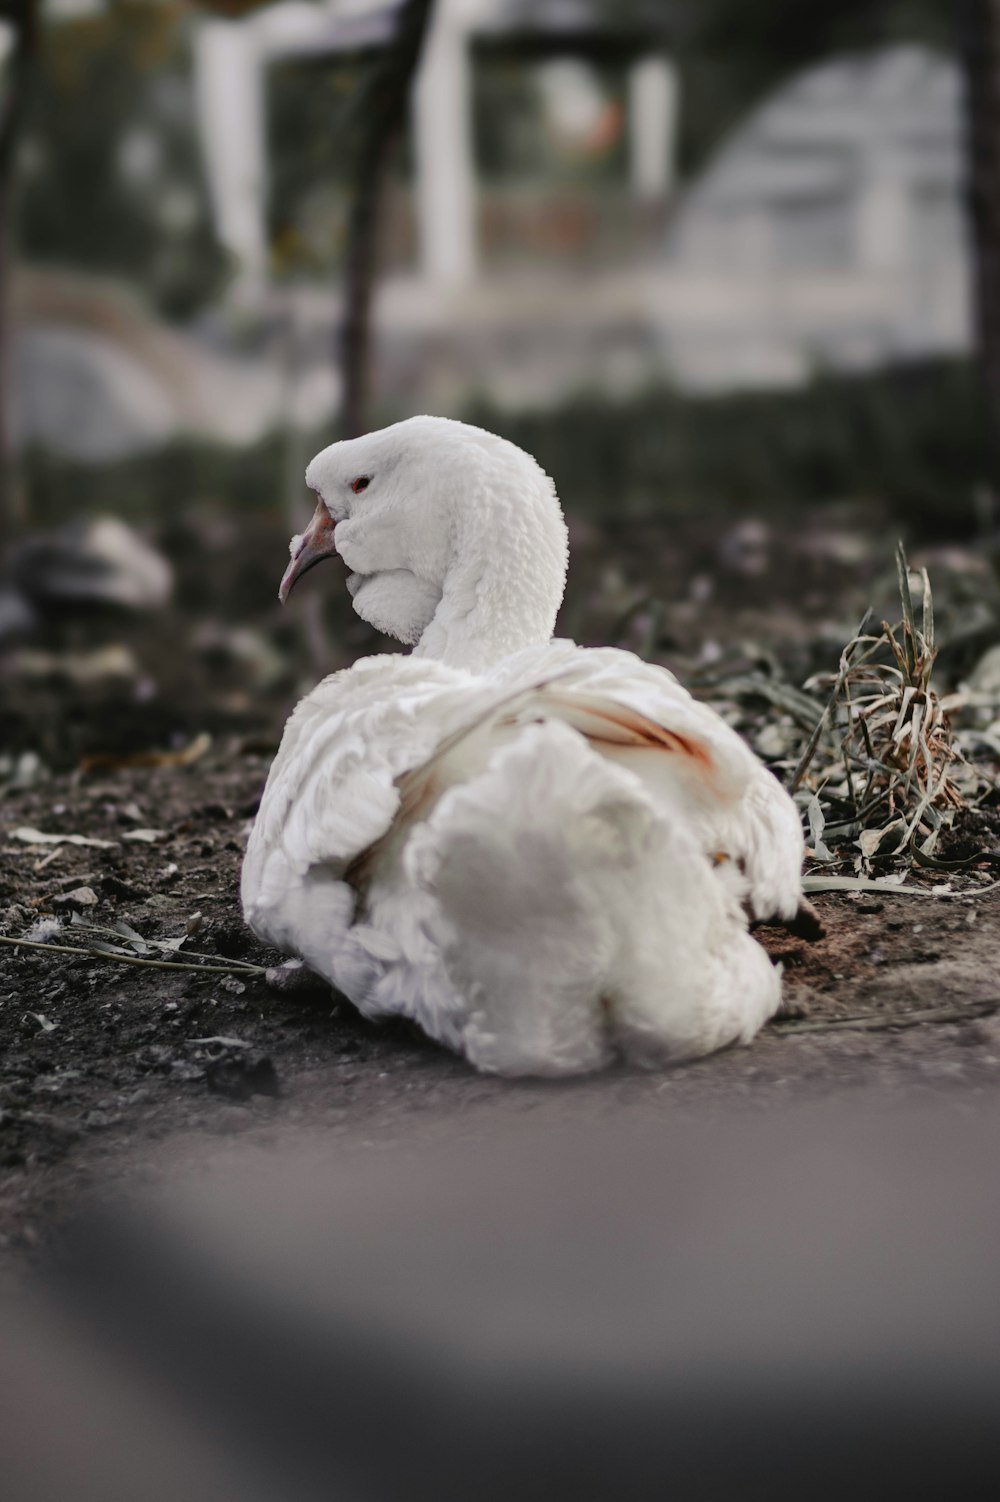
[[242, 416, 805, 1076]]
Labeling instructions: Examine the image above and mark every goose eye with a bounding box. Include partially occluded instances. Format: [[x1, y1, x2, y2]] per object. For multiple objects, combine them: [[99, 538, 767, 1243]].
[[350, 476, 370, 494]]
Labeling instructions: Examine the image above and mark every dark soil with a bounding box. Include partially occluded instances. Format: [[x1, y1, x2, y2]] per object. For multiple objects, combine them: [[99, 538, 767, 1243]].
[[3, 745, 1000, 1259], [3, 503, 1000, 1260]]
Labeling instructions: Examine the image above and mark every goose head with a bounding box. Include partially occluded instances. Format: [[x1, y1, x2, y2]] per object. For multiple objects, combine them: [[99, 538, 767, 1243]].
[[282, 415, 569, 672]]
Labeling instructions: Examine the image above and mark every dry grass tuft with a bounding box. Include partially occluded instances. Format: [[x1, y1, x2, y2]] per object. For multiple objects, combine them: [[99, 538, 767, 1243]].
[[792, 544, 964, 864]]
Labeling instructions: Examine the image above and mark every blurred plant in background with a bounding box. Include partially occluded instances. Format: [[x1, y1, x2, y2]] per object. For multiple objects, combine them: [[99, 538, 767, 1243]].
[[18, 2, 228, 318]]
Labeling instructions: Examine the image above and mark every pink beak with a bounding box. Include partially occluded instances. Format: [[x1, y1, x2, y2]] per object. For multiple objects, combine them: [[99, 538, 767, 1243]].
[[279, 501, 339, 604]]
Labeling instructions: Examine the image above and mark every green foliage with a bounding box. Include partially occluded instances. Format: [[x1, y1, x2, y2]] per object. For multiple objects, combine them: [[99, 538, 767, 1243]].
[[17, 4, 228, 318], [473, 55, 628, 186], [267, 56, 369, 278], [567, 0, 959, 173], [676, 0, 956, 172], [463, 360, 991, 527], [20, 358, 989, 575], [20, 432, 289, 530]]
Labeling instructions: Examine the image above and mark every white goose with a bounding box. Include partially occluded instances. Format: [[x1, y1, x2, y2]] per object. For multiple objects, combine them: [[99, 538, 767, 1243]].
[[243, 416, 805, 1076]]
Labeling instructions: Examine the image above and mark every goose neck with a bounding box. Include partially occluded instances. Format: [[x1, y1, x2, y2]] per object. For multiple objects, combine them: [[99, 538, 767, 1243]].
[[413, 487, 567, 672]]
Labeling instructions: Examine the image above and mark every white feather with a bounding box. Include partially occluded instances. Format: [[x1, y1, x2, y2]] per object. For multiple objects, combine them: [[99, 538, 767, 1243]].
[[243, 416, 804, 1076]]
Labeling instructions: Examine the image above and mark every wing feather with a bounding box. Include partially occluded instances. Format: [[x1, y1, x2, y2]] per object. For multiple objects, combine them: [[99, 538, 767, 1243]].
[[244, 640, 803, 955]]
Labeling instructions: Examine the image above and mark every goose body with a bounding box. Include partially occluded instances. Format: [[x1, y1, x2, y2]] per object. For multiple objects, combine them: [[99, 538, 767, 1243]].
[[243, 417, 804, 1076]]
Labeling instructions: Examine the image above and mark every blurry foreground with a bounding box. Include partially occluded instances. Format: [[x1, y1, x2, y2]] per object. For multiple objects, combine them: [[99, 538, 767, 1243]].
[[5, 1102, 1000, 1500]]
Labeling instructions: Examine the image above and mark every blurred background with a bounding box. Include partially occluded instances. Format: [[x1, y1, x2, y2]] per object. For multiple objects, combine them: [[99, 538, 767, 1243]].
[[0, 0, 992, 768]]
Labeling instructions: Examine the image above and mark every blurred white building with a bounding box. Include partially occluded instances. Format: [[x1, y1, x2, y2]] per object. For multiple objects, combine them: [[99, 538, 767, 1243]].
[[655, 45, 970, 389], [193, 0, 678, 294], [11, 9, 973, 459], [12, 268, 339, 463], [192, 10, 969, 404]]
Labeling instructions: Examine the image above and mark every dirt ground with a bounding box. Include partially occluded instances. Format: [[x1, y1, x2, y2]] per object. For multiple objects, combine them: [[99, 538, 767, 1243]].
[[3, 746, 1000, 1259], [3, 504, 1000, 1259]]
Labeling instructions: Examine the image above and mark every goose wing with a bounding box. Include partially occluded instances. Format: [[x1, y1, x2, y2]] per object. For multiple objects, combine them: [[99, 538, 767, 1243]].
[[337, 644, 803, 925], [494, 643, 805, 922]]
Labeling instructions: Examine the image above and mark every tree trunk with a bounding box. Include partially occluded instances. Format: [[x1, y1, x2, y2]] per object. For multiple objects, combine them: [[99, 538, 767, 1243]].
[[963, 0, 1000, 470], [339, 0, 435, 439], [0, 0, 38, 544]]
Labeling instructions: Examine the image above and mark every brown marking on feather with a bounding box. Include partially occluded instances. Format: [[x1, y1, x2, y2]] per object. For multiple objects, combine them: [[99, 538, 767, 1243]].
[[344, 768, 441, 896], [543, 690, 717, 776], [345, 684, 718, 898], [343, 844, 376, 895], [396, 766, 440, 825]]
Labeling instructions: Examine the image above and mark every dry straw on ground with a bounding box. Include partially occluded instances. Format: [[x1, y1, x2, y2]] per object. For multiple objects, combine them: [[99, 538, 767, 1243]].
[[793, 544, 965, 867]]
